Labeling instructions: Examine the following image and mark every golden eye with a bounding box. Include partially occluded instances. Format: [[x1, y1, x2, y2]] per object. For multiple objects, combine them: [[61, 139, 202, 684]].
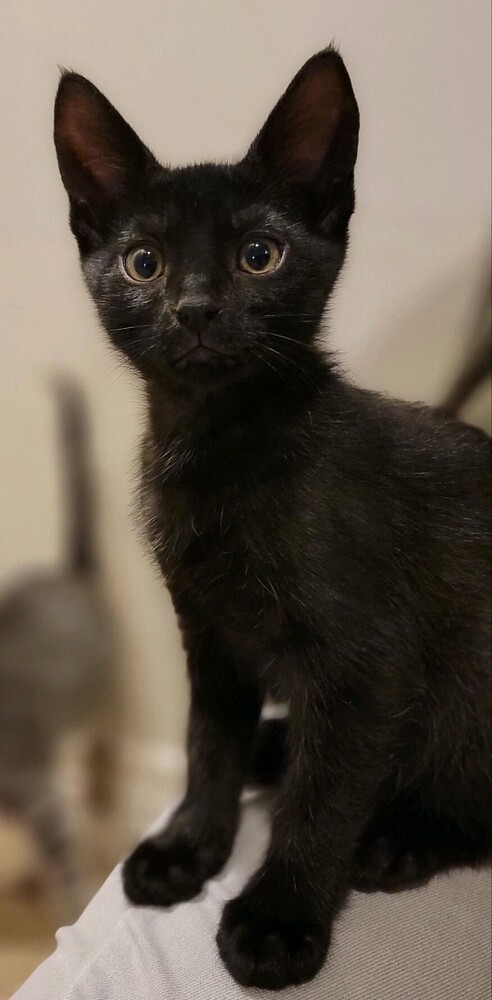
[[238, 237, 283, 275], [123, 246, 164, 282]]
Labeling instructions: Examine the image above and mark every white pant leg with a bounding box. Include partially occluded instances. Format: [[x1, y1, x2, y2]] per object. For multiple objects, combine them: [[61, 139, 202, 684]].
[[12, 795, 491, 1000]]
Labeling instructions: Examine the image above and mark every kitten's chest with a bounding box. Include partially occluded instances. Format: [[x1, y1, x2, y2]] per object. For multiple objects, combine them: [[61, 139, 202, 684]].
[[146, 480, 288, 645]]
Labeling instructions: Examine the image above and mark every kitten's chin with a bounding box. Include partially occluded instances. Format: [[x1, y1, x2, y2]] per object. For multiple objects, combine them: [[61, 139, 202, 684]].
[[163, 346, 242, 388], [173, 346, 237, 371]]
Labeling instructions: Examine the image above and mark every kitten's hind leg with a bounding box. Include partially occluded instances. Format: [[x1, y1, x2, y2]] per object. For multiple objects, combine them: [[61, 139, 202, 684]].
[[248, 716, 289, 786], [351, 799, 491, 893]]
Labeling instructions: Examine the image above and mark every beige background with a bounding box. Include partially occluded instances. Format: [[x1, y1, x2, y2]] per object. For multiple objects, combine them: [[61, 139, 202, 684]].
[[1, 1, 490, 827]]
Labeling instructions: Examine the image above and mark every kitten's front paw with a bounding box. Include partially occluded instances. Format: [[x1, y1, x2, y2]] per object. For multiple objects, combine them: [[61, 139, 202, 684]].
[[123, 827, 229, 907], [216, 880, 329, 990]]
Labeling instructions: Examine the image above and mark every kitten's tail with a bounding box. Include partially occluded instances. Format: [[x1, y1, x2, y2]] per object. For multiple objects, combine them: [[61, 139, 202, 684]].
[[51, 374, 97, 576]]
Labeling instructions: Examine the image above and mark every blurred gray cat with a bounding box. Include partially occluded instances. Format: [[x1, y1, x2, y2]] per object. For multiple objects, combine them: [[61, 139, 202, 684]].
[[0, 377, 118, 915]]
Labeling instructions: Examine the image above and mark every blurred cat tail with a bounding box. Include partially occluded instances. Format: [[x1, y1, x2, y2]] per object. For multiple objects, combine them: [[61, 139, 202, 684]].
[[48, 373, 98, 576]]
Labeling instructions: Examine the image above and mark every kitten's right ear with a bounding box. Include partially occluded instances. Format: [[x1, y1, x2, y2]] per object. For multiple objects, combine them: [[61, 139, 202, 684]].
[[54, 72, 159, 252]]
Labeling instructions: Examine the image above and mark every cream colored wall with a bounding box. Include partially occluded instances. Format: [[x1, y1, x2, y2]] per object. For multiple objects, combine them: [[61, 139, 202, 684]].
[[1, 3, 490, 775]]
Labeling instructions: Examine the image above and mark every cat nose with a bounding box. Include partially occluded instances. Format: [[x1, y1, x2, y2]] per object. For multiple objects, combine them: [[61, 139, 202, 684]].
[[175, 297, 221, 332]]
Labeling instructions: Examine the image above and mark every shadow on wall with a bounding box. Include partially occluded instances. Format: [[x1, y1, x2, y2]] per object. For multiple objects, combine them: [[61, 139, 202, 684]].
[[355, 248, 491, 434]]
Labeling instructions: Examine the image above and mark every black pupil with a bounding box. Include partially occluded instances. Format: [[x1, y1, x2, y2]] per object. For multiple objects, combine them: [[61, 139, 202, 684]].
[[244, 241, 271, 271], [133, 248, 158, 279]]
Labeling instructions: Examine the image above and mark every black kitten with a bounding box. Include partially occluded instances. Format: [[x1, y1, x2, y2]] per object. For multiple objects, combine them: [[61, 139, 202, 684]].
[[54, 49, 491, 991]]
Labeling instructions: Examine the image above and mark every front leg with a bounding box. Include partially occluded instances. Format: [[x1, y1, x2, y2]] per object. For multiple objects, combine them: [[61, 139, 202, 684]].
[[217, 653, 389, 990], [123, 626, 262, 906]]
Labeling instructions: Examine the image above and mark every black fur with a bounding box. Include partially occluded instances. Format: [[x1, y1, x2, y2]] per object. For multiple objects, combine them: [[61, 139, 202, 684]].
[[54, 48, 491, 991]]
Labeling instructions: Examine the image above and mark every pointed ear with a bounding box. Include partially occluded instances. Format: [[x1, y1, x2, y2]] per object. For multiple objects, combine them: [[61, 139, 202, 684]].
[[54, 72, 158, 252], [246, 48, 359, 232]]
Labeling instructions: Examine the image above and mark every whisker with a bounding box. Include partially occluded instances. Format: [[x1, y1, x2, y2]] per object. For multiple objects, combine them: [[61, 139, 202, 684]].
[[267, 332, 313, 350], [106, 323, 151, 334], [117, 335, 159, 350], [259, 343, 318, 391], [255, 343, 314, 393], [256, 313, 320, 319], [250, 346, 289, 389], [106, 362, 133, 390]]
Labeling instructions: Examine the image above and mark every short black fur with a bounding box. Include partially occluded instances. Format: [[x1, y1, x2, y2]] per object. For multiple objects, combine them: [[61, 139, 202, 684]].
[[54, 48, 491, 990]]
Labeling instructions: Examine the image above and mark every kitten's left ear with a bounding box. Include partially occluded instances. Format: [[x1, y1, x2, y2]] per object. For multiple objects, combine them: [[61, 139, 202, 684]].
[[54, 72, 159, 252], [245, 47, 359, 232]]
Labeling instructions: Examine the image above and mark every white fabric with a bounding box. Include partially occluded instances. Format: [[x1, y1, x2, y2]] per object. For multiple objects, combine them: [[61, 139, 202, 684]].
[[13, 796, 491, 1000]]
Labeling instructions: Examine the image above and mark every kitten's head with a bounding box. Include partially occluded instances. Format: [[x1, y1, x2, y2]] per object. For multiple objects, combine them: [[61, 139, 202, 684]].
[[54, 48, 359, 393]]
